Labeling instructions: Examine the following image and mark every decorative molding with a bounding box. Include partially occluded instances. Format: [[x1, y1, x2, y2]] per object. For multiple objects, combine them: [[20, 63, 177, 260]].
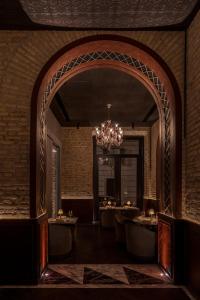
[[39, 50, 172, 215], [19, 0, 198, 29]]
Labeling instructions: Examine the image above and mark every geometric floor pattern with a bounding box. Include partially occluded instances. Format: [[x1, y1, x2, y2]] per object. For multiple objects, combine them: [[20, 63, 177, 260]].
[[41, 264, 171, 286]]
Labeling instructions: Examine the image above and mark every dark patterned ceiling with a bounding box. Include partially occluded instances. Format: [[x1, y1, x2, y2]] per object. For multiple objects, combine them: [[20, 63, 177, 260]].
[[51, 68, 159, 127], [19, 0, 198, 28]]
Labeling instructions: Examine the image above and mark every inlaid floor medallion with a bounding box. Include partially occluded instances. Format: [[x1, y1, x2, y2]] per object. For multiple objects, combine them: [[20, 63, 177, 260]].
[[41, 268, 80, 285], [41, 264, 170, 286], [123, 267, 165, 285], [83, 267, 125, 284]]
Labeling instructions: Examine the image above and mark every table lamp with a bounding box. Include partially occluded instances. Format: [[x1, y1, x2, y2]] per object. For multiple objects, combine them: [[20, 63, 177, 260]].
[[107, 200, 112, 207], [126, 200, 131, 207], [148, 208, 155, 221], [58, 208, 64, 219]]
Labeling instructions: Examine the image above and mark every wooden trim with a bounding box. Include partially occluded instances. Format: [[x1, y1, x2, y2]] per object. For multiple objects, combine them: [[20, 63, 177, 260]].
[[158, 213, 185, 283]]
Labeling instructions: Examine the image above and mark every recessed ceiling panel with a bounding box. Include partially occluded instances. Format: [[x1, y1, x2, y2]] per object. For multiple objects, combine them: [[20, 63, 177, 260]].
[[19, 0, 198, 28], [55, 68, 158, 126]]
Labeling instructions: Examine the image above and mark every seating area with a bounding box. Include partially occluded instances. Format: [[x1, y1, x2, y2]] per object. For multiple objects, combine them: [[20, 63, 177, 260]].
[[125, 219, 157, 262], [108, 209, 157, 262], [49, 223, 73, 256], [100, 206, 140, 228], [48, 216, 78, 257], [96, 203, 157, 262], [48, 202, 157, 266]]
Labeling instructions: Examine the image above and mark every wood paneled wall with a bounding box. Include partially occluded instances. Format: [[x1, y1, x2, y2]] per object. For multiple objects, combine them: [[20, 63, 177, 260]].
[[0, 214, 48, 284]]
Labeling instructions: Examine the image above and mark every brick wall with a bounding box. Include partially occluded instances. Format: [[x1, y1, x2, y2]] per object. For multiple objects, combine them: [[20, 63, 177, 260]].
[[61, 127, 93, 197], [0, 102, 29, 217], [60, 127, 154, 201], [0, 30, 185, 218], [184, 11, 200, 222]]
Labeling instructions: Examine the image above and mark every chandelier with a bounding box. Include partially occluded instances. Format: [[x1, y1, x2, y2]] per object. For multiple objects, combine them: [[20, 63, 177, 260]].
[[95, 104, 123, 151]]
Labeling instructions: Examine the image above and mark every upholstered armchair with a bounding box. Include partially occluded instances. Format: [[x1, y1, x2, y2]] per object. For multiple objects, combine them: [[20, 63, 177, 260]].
[[48, 223, 72, 256], [125, 220, 157, 262], [114, 214, 128, 243], [114, 209, 141, 243]]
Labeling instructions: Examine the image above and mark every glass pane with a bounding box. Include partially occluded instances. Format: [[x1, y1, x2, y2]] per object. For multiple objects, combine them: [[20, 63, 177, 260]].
[[98, 157, 115, 198], [120, 139, 139, 155], [121, 157, 137, 206]]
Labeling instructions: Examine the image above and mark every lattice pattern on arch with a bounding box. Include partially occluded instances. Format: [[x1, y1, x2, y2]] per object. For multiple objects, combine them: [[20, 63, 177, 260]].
[[39, 51, 172, 215]]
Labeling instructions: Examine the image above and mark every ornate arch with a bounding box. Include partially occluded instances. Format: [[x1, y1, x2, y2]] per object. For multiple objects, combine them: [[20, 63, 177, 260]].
[[30, 35, 182, 219]]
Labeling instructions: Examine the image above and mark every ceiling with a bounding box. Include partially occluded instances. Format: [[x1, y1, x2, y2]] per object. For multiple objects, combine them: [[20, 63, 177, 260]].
[[50, 68, 159, 127], [0, 0, 199, 29]]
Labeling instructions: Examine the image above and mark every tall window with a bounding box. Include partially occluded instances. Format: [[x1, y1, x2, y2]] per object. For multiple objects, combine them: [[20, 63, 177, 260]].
[[93, 137, 144, 210]]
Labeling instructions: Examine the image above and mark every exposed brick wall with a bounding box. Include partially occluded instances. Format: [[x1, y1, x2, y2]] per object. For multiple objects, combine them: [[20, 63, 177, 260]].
[[60, 126, 153, 200], [0, 103, 30, 217], [61, 127, 93, 197], [0, 30, 185, 218], [184, 11, 200, 222]]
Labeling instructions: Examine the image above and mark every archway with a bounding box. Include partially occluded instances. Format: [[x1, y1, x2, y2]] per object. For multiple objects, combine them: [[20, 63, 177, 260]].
[[30, 35, 182, 277]]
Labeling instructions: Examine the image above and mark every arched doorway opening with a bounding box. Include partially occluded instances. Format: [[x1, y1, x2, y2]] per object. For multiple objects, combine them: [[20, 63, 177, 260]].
[[30, 35, 182, 279]]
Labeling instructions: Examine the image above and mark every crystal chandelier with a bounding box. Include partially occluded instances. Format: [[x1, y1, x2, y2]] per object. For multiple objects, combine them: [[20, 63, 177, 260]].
[[95, 104, 123, 151]]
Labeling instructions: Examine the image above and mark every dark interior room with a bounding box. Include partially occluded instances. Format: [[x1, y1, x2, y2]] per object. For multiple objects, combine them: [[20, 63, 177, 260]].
[[0, 1, 199, 300]]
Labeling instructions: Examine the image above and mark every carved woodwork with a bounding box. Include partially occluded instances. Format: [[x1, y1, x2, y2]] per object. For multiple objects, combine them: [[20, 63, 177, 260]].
[[31, 37, 182, 221], [39, 50, 172, 216]]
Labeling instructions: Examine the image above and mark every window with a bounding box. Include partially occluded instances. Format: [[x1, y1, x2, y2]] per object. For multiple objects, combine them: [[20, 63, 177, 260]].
[[93, 136, 144, 213]]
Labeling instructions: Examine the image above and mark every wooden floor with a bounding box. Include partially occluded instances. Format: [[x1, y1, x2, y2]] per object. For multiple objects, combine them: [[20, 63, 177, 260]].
[[0, 225, 192, 299], [49, 224, 150, 264]]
